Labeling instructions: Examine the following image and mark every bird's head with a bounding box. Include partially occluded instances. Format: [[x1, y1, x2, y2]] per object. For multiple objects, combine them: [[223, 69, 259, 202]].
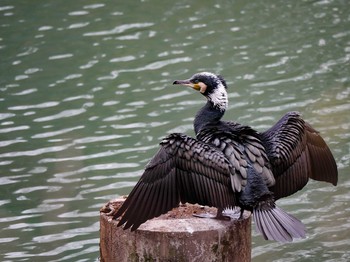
[[173, 72, 228, 111]]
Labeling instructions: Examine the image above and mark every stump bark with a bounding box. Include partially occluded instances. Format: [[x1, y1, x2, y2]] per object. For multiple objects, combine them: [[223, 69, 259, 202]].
[[100, 198, 251, 262]]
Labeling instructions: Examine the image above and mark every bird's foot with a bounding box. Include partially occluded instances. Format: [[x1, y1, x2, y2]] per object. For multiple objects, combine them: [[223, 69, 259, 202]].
[[237, 209, 251, 220], [238, 210, 245, 221]]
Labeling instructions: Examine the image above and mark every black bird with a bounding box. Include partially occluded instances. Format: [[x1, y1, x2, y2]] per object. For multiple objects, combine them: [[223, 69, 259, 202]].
[[114, 72, 338, 242]]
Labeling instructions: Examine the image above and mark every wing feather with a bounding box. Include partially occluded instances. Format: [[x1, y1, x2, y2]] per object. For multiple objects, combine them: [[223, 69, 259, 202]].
[[114, 133, 240, 230], [305, 123, 338, 185], [261, 111, 338, 199]]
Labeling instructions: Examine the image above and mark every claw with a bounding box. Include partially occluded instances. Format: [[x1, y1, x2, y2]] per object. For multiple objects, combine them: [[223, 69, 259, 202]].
[[239, 208, 245, 220]]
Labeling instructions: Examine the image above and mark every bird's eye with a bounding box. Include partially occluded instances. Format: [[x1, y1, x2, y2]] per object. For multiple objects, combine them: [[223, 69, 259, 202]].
[[193, 79, 199, 84]]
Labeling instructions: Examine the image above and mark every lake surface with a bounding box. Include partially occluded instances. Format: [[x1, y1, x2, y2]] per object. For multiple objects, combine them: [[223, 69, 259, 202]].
[[0, 0, 349, 261]]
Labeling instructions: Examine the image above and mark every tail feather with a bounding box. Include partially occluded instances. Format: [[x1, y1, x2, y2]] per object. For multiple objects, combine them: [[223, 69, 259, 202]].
[[272, 207, 306, 238], [253, 205, 306, 242]]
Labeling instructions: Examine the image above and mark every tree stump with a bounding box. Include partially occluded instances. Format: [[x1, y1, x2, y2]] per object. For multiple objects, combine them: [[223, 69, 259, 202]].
[[100, 198, 251, 262]]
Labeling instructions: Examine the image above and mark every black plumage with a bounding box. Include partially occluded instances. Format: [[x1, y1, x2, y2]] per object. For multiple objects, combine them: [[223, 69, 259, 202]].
[[113, 72, 338, 242]]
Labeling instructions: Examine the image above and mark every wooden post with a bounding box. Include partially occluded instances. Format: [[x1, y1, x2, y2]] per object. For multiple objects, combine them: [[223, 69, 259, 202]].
[[100, 198, 251, 262]]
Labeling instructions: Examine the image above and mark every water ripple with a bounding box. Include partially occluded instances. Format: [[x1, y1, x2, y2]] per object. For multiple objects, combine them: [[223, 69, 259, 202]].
[[5, 238, 99, 259], [98, 57, 192, 80], [0, 5, 14, 11], [48, 163, 139, 183], [32, 126, 85, 139], [22, 204, 64, 214], [39, 150, 125, 164], [7, 221, 79, 230], [0, 143, 73, 158], [0, 138, 26, 147], [33, 108, 87, 122], [83, 22, 154, 37], [48, 53, 74, 60], [11, 87, 38, 96], [0, 237, 18, 243], [0, 112, 15, 120], [8, 101, 60, 110], [14, 186, 61, 194], [0, 125, 29, 134]]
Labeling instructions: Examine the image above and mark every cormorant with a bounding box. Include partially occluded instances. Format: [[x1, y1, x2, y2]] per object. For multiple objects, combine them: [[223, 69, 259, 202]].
[[113, 72, 338, 242]]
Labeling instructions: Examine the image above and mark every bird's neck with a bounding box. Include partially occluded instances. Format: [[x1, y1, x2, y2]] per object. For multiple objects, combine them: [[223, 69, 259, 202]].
[[194, 101, 225, 134]]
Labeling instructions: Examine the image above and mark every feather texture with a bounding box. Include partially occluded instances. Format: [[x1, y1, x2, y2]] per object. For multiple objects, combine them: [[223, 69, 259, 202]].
[[114, 133, 243, 230], [253, 204, 305, 242], [261, 111, 338, 199]]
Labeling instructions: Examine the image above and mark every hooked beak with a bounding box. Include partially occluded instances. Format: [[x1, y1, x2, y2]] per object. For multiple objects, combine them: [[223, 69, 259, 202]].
[[173, 79, 201, 91]]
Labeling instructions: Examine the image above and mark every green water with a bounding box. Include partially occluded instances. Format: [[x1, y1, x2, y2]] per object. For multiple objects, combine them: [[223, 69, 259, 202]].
[[0, 0, 349, 261]]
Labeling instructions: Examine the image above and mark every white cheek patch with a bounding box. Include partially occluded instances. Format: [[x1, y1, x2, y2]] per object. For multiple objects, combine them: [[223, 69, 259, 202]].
[[208, 82, 228, 111], [198, 82, 207, 93]]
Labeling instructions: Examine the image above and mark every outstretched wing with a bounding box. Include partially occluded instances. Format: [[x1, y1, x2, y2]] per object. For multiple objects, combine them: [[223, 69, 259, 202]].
[[114, 133, 244, 231], [261, 111, 338, 199]]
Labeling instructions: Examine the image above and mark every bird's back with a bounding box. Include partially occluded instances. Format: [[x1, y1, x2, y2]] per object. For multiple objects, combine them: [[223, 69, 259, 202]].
[[197, 121, 276, 200]]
